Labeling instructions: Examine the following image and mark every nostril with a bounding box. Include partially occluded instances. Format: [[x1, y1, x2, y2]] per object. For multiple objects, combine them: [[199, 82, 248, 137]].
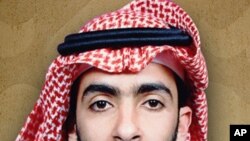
[[114, 136, 122, 141], [132, 135, 141, 140], [113, 135, 141, 141]]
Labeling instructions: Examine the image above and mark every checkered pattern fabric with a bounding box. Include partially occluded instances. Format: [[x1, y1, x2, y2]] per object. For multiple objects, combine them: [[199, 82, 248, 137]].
[[16, 0, 208, 140]]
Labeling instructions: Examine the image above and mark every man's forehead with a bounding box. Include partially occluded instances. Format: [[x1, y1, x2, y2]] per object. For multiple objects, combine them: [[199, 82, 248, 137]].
[[79, 63, 175, 83], [77, 63, 178, 96]]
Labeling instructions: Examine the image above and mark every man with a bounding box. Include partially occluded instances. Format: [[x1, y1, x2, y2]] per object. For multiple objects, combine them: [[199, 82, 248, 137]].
[[16, 0, 208, 141]]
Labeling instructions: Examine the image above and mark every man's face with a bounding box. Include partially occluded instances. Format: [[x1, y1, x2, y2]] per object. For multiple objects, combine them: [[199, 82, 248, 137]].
[[75, 63, 191, 141]]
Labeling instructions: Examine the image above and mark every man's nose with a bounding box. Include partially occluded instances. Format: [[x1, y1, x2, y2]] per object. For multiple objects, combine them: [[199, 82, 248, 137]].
[[112, 106, 141, 141]]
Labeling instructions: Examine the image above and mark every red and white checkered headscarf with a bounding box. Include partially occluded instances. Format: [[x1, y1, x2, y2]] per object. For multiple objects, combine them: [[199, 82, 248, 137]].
[[16, 0, 208, 140]]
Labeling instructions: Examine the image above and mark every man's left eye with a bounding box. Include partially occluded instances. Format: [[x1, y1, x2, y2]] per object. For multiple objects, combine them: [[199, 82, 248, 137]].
[[142, 99, 164, 111]]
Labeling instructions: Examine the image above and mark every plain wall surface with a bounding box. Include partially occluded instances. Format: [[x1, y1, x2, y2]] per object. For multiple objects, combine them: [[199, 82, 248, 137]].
[[0, 0, 250, 140]]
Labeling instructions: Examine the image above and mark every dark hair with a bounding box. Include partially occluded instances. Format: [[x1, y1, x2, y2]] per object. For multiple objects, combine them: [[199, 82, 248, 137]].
[[62, 76, 81, 140], [173, 73, 191, 108]]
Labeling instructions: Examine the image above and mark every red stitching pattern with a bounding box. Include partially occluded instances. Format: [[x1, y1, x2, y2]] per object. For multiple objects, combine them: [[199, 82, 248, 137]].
[[16, 0, 208, 141]]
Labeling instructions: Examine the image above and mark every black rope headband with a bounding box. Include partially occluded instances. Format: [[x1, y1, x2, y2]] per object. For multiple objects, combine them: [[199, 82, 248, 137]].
[[58, 28, 192, 56]]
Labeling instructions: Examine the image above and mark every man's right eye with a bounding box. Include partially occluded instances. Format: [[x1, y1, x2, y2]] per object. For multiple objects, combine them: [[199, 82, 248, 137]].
[[89, 100, 113, 112]]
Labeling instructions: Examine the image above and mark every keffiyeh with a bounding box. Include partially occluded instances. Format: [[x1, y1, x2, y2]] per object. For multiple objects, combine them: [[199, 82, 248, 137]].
[[16, 0, 208, 140]]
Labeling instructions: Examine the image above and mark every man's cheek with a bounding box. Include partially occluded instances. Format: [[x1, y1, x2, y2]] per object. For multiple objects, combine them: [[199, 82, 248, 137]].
[[77, 115, 115, 140], [139, 113, 177, 141]]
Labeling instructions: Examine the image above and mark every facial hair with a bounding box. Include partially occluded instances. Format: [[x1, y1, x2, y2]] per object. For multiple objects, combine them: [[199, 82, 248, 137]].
[[76, 115, 179, 141], [171, 117, 179, 141]]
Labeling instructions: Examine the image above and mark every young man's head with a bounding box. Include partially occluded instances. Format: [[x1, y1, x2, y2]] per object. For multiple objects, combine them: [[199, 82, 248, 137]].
[[65, 63, 192, 141], [16, 0, 209, 141]]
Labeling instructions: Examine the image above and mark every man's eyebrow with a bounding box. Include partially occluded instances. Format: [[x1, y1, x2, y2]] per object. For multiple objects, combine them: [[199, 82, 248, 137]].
[[82, 84, 120, 99], [136, 83, 172, 98]]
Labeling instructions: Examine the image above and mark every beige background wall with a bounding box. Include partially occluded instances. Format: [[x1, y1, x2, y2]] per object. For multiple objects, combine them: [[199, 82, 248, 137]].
[[0, 0, 249, 140]]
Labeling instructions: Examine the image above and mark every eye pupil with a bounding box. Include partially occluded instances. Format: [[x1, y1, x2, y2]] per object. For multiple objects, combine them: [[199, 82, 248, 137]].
[[96, 101, 107, 109], [149, 100, 158, 107]]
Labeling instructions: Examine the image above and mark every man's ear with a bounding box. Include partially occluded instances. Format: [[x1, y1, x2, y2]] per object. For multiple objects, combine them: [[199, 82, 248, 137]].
[[68, 124, 78, 141], [177, 106, 192, 140]]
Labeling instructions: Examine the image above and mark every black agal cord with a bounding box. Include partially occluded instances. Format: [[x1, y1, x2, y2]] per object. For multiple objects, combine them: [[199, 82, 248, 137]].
[[58, 28, 192, 56]]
